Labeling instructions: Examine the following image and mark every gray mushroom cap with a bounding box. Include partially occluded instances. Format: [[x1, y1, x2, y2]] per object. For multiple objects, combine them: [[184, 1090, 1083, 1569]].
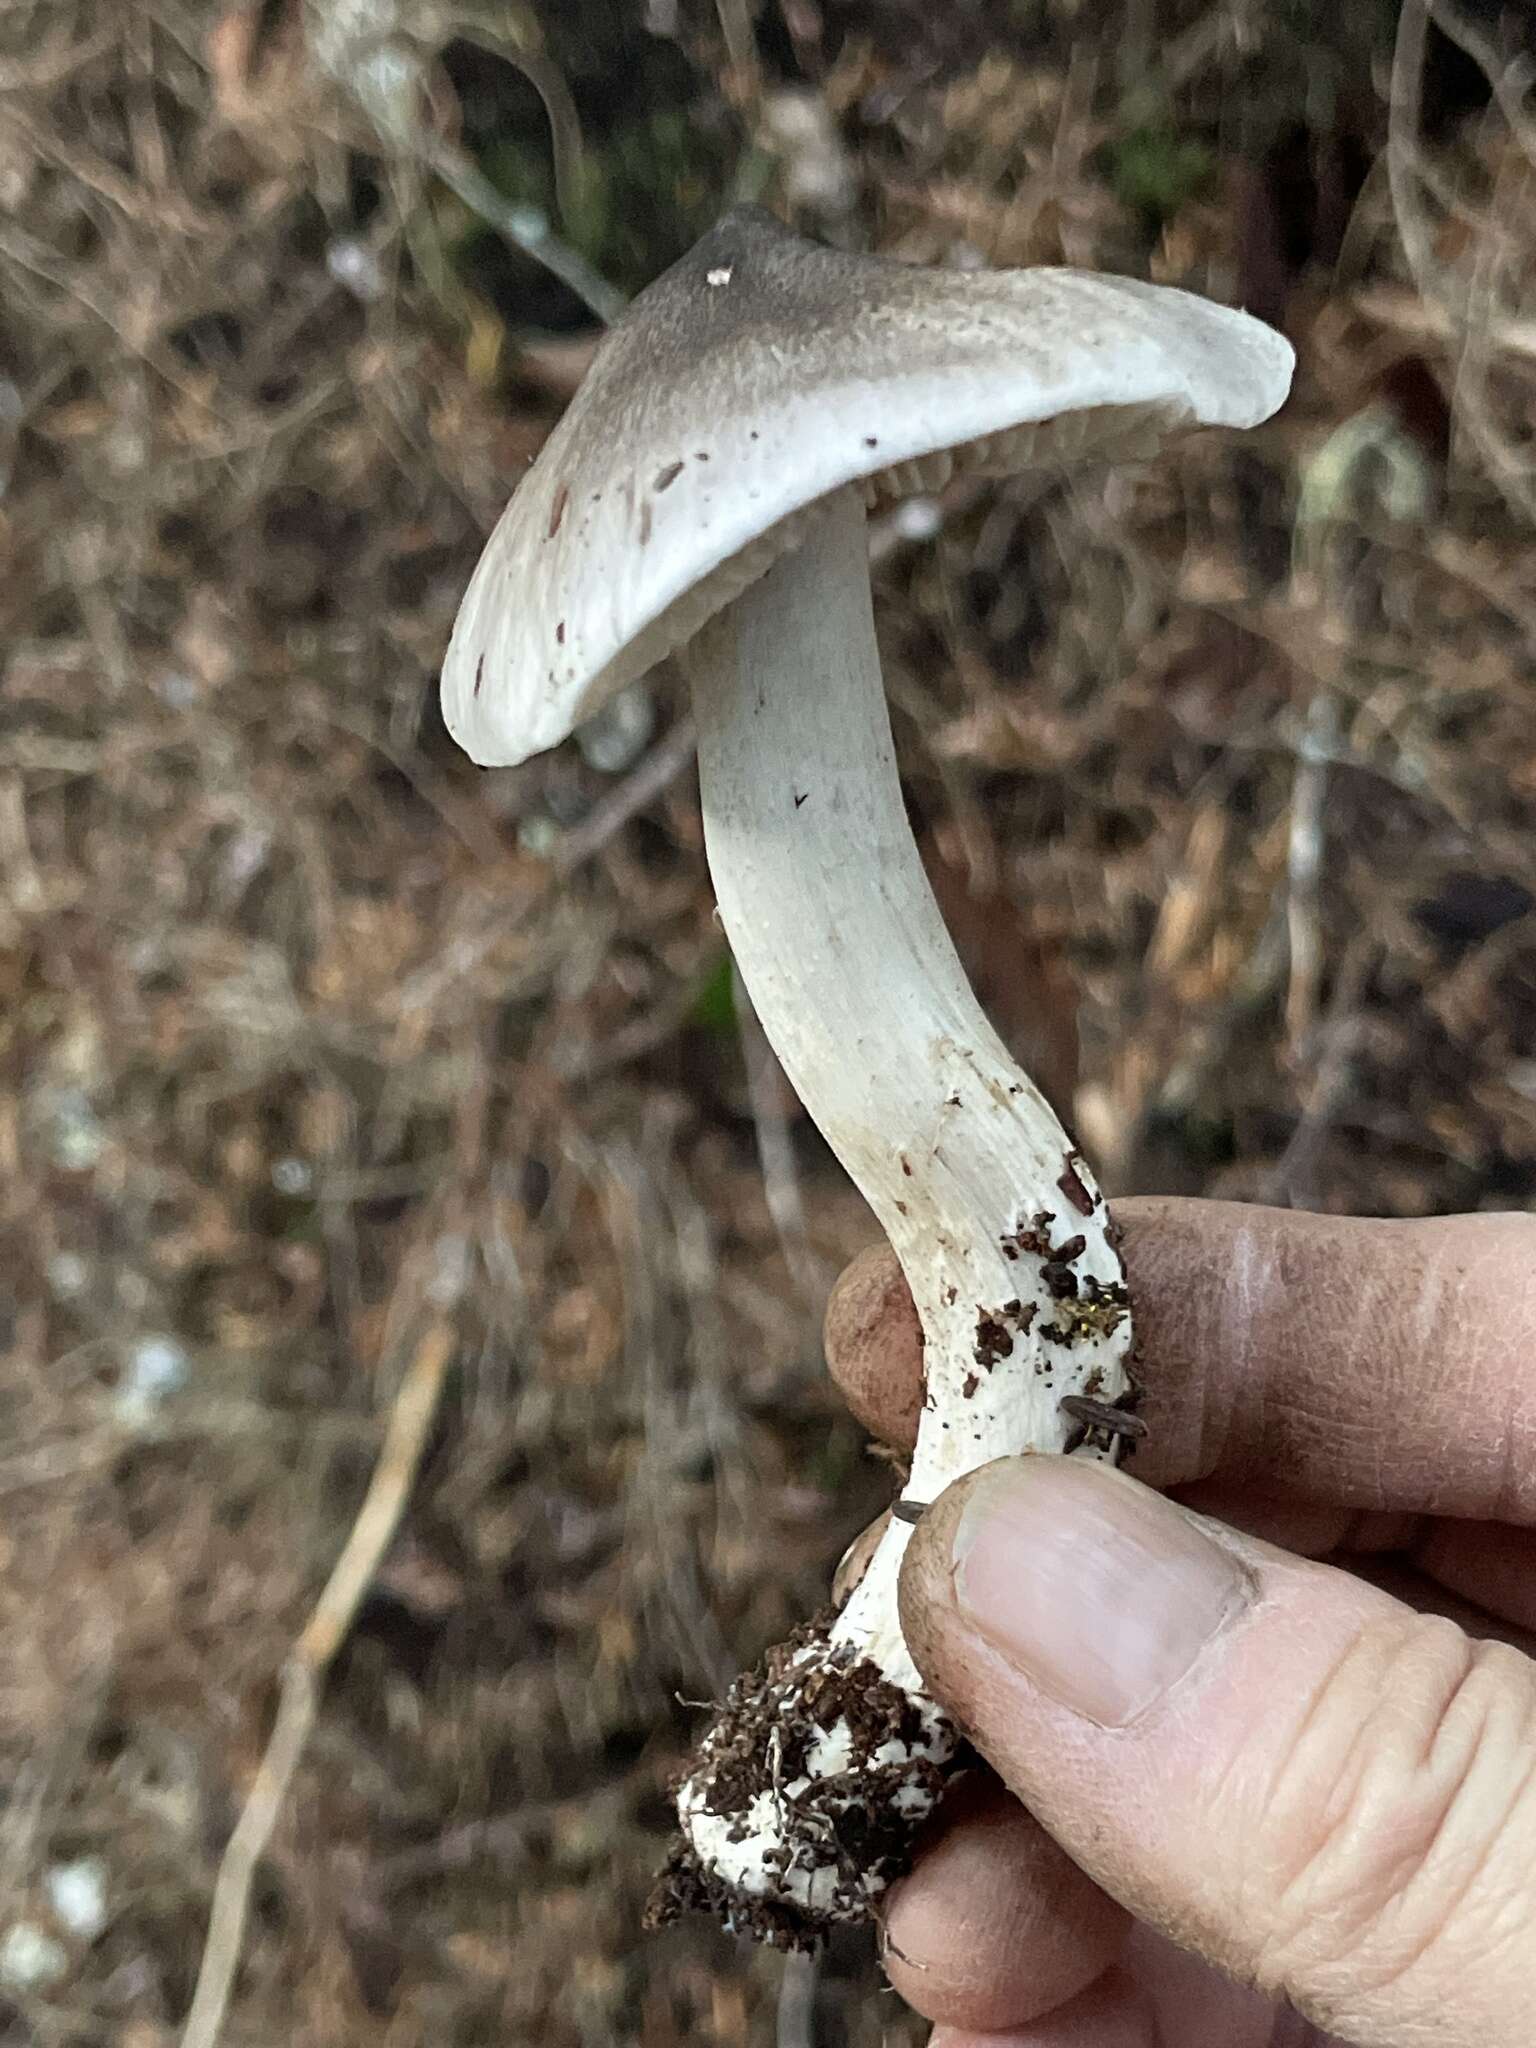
[[442, 207, 1294, 768]]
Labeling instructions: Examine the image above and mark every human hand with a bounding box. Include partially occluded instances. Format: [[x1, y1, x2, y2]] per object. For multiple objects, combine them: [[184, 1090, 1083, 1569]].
[[824, 1199, 1536, 2047]]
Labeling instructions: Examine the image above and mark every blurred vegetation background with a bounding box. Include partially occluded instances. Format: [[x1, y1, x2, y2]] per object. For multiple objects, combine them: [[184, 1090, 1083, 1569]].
[[1, 1, 1534, 2042]]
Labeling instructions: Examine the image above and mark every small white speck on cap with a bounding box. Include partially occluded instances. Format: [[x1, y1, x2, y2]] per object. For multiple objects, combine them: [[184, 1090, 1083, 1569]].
[[706, 266, 733, 287]]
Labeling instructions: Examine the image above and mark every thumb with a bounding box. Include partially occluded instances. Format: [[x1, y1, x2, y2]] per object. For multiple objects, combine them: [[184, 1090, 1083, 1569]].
[[899, 1458, 1536, 2048]]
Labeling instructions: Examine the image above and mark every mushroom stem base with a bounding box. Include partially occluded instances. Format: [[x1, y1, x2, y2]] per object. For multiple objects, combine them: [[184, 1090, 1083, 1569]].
[[644, 1613, 963, 1949]]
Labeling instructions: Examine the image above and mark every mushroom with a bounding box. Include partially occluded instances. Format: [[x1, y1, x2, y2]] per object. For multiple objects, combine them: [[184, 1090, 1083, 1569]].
[[441, 208, 1293, 1945]]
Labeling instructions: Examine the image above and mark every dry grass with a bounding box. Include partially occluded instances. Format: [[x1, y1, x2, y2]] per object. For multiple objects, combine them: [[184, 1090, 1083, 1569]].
[[1, 2, 1534, 2043]]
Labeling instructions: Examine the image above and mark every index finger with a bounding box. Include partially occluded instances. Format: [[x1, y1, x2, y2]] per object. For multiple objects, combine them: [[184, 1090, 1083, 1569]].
[[825, 1200, 1536, 1524]]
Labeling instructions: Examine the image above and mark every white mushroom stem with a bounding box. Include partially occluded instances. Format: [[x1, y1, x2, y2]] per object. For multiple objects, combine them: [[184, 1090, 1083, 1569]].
[[673, 484, 1133, 1937]]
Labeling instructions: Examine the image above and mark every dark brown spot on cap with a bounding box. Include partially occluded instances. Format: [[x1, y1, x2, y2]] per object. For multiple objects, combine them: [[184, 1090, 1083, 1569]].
[[473, 654, 485, 696], [654, 461, 684, 492], [547, 483, 570, 538], [556, 621, 566, 645]]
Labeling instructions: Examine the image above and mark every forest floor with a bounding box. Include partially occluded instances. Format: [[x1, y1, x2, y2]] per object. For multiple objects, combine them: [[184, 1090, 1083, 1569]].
[[1, 2, 1534, 2043]]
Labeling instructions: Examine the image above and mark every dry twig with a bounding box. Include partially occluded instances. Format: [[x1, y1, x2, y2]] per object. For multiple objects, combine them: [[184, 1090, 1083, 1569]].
[[419, 129, 626, 327], [1425, 0, 1536, 166], [1388, 0, 1536, 522], [178, 1321, 457, 2048]]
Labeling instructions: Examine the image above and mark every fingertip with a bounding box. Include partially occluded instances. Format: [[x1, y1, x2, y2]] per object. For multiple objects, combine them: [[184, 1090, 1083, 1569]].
[[883, 1775, 1128, 2029], [824, 1242, 923, 1451], [1111, 1199, 1536, 1518], [929, 1967, 1158, 2047]]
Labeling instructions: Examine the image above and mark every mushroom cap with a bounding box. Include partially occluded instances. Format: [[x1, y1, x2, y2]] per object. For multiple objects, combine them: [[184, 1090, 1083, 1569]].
[[443, 207, 1294, 768]]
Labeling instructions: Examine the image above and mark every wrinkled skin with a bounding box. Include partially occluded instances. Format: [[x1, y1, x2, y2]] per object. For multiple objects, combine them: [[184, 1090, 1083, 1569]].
[[824, 1199, 1536, 2047]]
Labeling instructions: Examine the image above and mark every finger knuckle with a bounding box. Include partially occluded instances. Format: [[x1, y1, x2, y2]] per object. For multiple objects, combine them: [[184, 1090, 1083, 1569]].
[[1251, 1615, 1536, 2020]]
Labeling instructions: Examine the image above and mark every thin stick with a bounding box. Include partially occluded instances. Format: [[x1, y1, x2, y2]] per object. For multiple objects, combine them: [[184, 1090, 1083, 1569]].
[[469, 39, 592, 233], [1387, 0, 1536, 523], [1425, 0, 1536, 167], [305, 6, 621, 322], [420, 133, 625, 327], [554, 711, 697, 876], [1349, 285, 1536, 365], [715, 0, 763, 114], [1283, 690, 1335, 1058], [1387, 0, 1438, 301], [179, 1323, 456, 2048], [395, 713, 699, 1017]]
